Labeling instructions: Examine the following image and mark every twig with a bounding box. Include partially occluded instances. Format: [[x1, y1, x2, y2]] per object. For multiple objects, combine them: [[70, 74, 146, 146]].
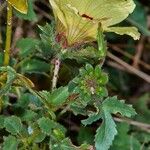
[[132, 37, 145, 68], [108, 44, 150, 70], [107, 52, 150, 83], [107, 61, 125, 71], [52, 58, 61, 91], [3, 2, 12, 66], [114, 117, 150, 133]]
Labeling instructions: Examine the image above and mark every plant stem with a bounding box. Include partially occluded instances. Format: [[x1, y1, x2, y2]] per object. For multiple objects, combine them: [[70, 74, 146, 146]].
[[52, 58, 61, 91], [3, 2, 12, 66]]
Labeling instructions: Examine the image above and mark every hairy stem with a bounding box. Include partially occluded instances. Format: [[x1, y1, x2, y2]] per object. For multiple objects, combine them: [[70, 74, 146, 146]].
[[52, 58, 61, 91], [3, 2, 12, 66]]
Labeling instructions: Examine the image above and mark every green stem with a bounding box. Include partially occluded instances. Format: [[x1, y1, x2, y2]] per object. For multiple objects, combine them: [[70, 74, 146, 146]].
[[3, 2, 12, 66]]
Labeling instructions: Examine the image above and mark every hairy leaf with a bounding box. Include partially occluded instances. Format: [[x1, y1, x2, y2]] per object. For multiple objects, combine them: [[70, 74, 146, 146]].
[[38, 117, 56, 135], [4, 116, 22, 135]]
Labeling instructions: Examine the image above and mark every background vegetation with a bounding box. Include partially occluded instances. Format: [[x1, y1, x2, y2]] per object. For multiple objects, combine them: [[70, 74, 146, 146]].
[[0, 0, 150, 149]]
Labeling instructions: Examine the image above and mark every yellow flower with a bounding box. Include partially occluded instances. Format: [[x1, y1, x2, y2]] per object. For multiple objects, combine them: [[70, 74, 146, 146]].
[[49, 0, 140, 47], [8, 0, 28, 14]]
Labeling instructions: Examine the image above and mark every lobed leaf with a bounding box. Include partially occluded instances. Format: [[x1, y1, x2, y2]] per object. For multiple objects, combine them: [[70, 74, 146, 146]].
[[95, 109, 117, 150], [102, 96, 136, 117]]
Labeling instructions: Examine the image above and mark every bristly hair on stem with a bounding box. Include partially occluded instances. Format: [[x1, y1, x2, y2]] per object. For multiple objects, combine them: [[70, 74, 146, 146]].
[[51, 57, 61, 91]]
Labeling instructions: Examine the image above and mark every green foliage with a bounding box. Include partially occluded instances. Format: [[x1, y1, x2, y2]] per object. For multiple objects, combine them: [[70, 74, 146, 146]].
[[16, 38, 40, 58], [102, 96, 136, 117], [0, 66, 17, 95], [4, 116, 22, 135], [110, 123, 141, 150], [3, 136, 18, 150], [127, 0, 149, 36], [21, 59, 50, 73], [0, 115, 4, 129], [95, 110, 117, 150], [39, 86, 69, 107], [1, 0, 149, 150], [77, 127, 94, 145], [38, 117, 56, 135]]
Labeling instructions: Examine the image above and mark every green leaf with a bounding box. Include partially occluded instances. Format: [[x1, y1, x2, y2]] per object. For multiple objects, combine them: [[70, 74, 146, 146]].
[[77, 127, 94, 145], [102, 96, 136, 117], [14, 0, 37, 21], [0, 66, 17, 95], [21, 59, 50, 73], [0, 115, 4, 129], [16, 38, 40, 58], [70, 100, 87, 115], [110, 123, 141, 150], [34, 132, 46, 143], [63, 46, 100, 63], [39, 86, 69, 106], [38, 117, 56, 135], [3, 136, 18, 150], [50, 138, 89, 150], [4, 116, 22, 135], [20, 110, 38, 122], [95, 110, 117, 150], [81, 111, 102, 126]]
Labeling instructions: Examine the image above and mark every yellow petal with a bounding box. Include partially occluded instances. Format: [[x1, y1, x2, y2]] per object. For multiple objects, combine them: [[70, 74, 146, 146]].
[[63, 0, 136, 27], [8, 0, 28, 14], [49, 0, 137, 45], [105, 27, 140, 40]]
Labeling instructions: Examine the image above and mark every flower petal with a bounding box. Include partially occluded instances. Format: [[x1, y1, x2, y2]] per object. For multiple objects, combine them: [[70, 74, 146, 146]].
[[52, 0, 136, 27], [49, 0, 137, 45], [8, 0, 28, 14], [105, 27, 140, 40], [49, 0, 68, 28]]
